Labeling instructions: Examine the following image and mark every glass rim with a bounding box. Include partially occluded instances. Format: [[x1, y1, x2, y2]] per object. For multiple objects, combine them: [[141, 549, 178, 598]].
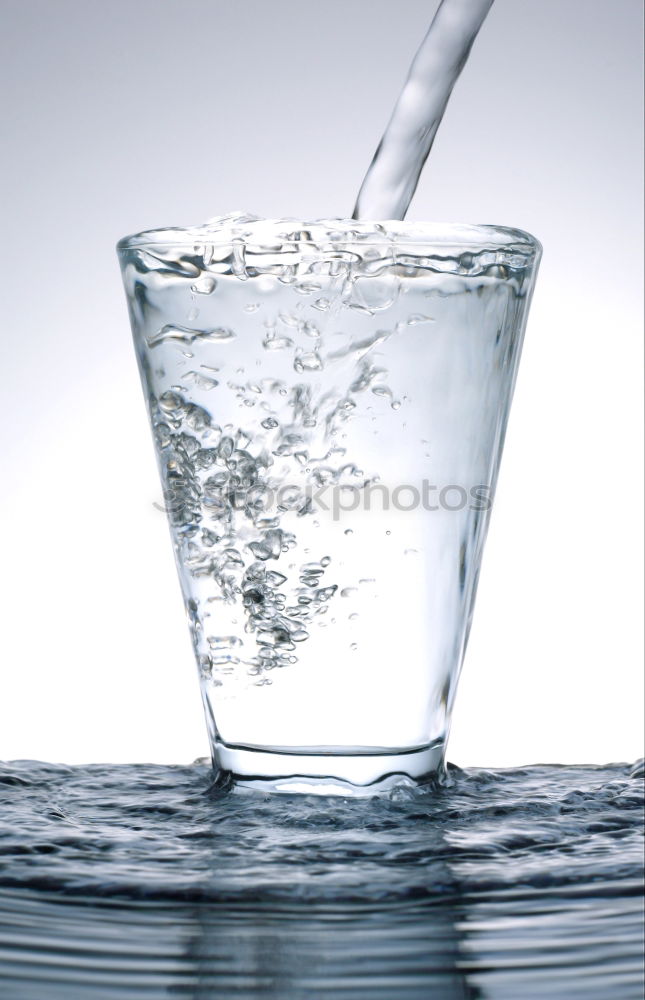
[[116, 219, 541, 259]]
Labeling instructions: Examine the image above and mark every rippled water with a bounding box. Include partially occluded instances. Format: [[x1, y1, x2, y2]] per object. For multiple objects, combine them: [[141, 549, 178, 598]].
[[0, 760, 643, 998]]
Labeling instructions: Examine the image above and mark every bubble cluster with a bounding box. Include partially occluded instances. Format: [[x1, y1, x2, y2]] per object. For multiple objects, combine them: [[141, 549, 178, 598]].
[[150, 378, 351, 683]]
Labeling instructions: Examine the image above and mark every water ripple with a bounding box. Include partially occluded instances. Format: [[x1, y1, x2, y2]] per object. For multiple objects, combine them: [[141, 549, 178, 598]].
[[0, 760, 642, 998]]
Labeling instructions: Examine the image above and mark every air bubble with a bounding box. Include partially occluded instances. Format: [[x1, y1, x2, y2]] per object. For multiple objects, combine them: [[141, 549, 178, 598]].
[[184, 404, 211, 431], [294, 281, 321, 295], [278, 312, 299, 328], [191, 277, 217, 295], [159, 391, 185, 413], [218, 436, 234, 460], [263, 335, 294, 351], [350, 274, 400, 312], [294, 352, 323, 373], [222, 548, 244, 565], [185, 371, 219, 390], [249, 529, 283, 561], [154, 423, 172, 448], [148, 325, 195, 348], [209, 327, 236, 342], [147, 325, 236, 348], [207, 635, 242, 649]]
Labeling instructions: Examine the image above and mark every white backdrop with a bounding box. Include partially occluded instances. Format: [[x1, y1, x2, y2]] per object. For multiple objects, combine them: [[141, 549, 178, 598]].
[[1, 0, 642, 766]]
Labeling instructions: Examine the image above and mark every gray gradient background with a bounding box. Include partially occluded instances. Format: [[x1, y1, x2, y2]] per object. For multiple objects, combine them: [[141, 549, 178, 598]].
[[1, 0, 642, 764]]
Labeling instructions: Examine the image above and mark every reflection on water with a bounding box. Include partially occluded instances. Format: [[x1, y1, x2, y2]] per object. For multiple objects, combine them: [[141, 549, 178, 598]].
[[0, 760, 642, 998]]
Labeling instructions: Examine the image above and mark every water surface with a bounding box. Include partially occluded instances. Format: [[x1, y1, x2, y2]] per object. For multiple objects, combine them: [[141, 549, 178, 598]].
[[0, 759, 642, 998]]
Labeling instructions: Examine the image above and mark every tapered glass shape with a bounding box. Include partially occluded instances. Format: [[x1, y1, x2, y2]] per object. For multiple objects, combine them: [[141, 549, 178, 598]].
[[117, 217, 541, 794]]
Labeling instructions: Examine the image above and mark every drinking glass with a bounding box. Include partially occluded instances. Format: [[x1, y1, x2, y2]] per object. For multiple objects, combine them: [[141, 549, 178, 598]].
[[117, 218, 540, 794]]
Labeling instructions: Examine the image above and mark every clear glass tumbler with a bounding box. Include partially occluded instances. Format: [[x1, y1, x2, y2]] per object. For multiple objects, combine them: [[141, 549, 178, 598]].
[[117, 217, 540, 794]]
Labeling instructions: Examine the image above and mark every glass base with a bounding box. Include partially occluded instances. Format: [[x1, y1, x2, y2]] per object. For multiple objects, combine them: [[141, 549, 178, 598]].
[[211, 740, 446, 796]]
